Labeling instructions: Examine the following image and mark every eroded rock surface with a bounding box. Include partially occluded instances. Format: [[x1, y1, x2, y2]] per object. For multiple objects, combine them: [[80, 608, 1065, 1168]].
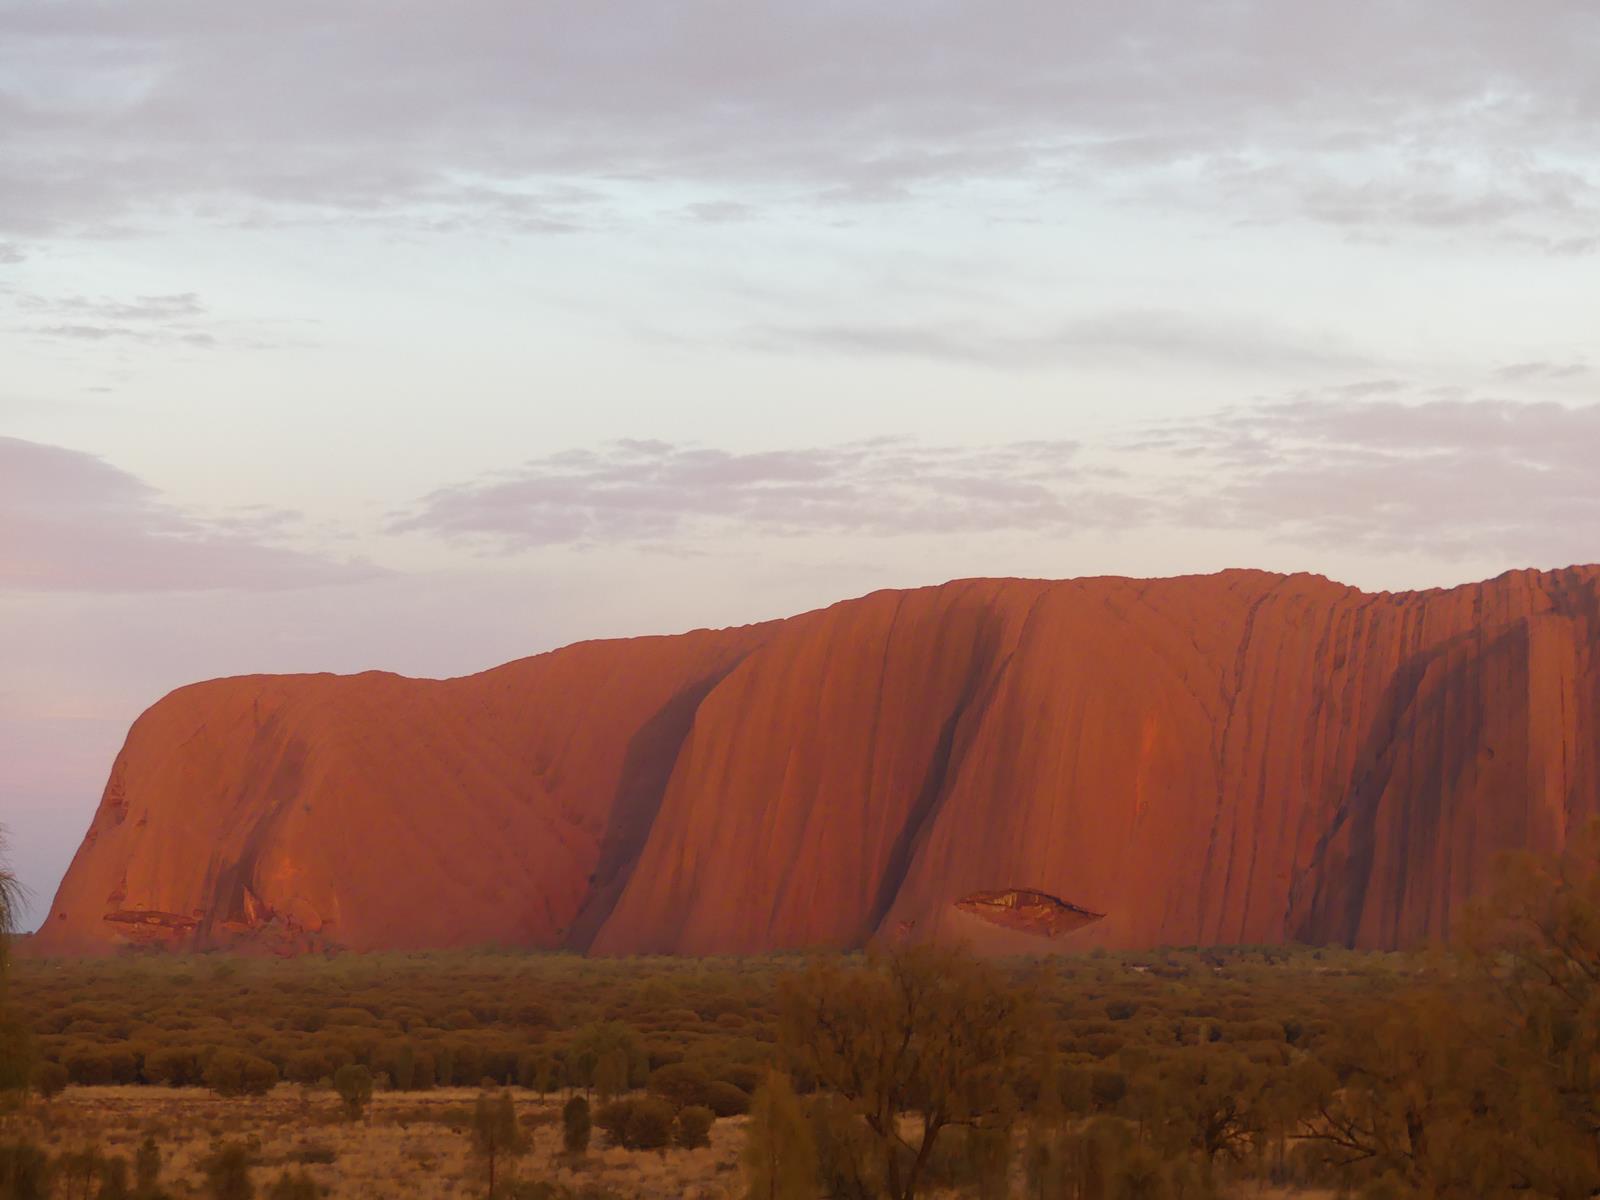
[[32, 567, 1600, 956]]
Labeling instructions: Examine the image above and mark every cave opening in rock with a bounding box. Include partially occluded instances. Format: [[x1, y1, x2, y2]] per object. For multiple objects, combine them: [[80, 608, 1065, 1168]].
[[954, 888, 1104, 937]]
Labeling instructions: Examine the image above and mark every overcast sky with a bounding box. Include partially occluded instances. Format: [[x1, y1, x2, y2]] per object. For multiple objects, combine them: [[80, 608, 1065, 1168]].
[[3, 0, 1598, 928]]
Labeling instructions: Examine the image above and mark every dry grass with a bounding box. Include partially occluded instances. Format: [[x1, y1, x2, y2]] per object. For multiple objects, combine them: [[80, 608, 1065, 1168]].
[[3, 1088, 1349, 1199], [5, 1086, 747, 1200]]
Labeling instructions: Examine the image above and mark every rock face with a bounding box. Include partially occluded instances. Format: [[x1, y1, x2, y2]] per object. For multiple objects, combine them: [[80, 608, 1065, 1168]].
[[33, 567, 1600, 957]]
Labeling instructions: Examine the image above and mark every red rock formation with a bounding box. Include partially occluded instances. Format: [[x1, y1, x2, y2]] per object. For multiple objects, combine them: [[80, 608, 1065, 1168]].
[[32, 568, 1600, 957], [33, 627, 771, 955]]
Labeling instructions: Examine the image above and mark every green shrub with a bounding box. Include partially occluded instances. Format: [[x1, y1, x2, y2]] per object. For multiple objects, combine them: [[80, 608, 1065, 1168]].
[[562, 1096, 590, 1155], [647, 1062, 708, 1109], [332, 1064, 372, 1121], [674, 1105, 714, 1149], [265, 1169, 321, 1200], [702, 1080, 751, 1117], [204, 1051, 279, 1097], [0, 1139, 51, 1200], [29, 1060, 67, 1100], [63, 1046, 138, 1085], [202, 1142, 254, 1200], [595, 1096, 675, 1150], [0, 1017, 33, 1094], [144, 1047, 203, 1087]]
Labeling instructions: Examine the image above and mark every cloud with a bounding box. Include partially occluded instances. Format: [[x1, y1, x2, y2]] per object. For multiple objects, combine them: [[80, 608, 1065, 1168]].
[[1145, 396, 1600, 560], [19, 292, 204, 321], [394, 393, 1600, 569], [746, 310, 1370, 374], [3, 289, 299, 349], [1491, 360, 1590, 382], [1, 2, 1596, 246], [0, 243, 23, 264], [388, 437, 1143, 549], [0, 436, 384, 592]]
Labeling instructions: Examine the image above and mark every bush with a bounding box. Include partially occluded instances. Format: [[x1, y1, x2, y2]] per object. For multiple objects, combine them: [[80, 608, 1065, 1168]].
[[1089, 1068, 1127, 1110], [675, 1105, 714, 1149], [63, 1046, 138, 1085], [205, 1051, 279, 1097], [702, 1080, 751, 1117], [596, 1096, 675, 1150], [97, 1155, 131, 1200], [283, 1049, 337, 1086], [716, 1063, 763, 1094], [30, 1060, 67, 1100], [0, 1139, 51, 1200], [202, 1142, 254, 1200], [562, 1096, 590, 1155], [266, 1169, 322, 1200], [145, 1046, 203, 1087], [647, 1062, 708, 1109], [135, 1135, 161, 1195], [332, 1064, 373, 1121], [0, 1017, 33, 1093]]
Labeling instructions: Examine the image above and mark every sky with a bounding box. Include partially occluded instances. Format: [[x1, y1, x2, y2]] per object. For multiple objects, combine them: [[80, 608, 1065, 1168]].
[[2, 1, 1598, 929]]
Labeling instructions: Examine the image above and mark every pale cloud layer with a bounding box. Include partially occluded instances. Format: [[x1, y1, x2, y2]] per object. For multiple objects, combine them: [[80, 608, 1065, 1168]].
[[390, 438, 1122, 546], [392, 397, 1600, 567], [1, 2, 1596, 248], [0, 437, 381, 591], [745, 310, 1372, 373], [1137, 397, 1600, 560]]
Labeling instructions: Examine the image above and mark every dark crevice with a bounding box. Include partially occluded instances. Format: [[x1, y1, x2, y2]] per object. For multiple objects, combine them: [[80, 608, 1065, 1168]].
[[194, 717, 308, 950], [562, 662, 746, 951], [864, 603, 1006, 936]]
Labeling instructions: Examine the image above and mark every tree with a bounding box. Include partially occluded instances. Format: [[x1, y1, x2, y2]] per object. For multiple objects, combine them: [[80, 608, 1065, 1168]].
[[595, 1096, 675, 1150], [472, 1090, 528, 1197], [332, 1064, 373, 1121], [953, 1126, 1012, 1200], [202, 1143, 254, 1200], [0, 1140, 52, 1200], [265, 1171, 321, 1200], [566, 1022, 645, 1098], [0, 828, 21, 977], [647, 1062, 709, 1109], [203, 1051, 278, 1097], [701, 1080, 751, 1116], [96, 1156, 131, 1200], [777, 943, 1029, 1200], [55, 1145, 104, 1200], [28, 1060, 66, 1102], [1292, 988, 1557, 1197], [134, 1137, 163, 1200], [1421, 821, 1600, 1197], [0, 833, 29, 1100], [1461, 818, 1600, 1187], [0, 1015, 32, 1095], [1136, 1045, 1267, 1167], [744, 1071, 818, 1200], [675, 1104, 714, 1149], [592, 1048, 628, 1103], [561, 1096, 590, 1155]]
